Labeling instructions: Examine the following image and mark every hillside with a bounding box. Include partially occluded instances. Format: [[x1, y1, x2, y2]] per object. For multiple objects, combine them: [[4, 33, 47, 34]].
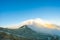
[[0, 25, 60, 40]]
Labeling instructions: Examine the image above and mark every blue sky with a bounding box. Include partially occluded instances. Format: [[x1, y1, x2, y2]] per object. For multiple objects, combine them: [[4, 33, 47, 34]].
[[0, 0, 60, 27]]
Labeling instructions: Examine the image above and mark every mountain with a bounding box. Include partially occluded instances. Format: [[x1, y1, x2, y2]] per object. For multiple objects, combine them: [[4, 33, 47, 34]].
[[0, 18, 60, 40], [0, 25, 60, 40], [10, 18, 60, 36]]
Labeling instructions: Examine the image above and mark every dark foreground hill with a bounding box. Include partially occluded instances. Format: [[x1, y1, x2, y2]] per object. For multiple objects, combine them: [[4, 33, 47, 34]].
[[0, 25, 60, 40]]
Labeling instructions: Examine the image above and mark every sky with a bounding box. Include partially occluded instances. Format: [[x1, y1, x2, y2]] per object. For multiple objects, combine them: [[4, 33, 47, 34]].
[[0, 0, 60, 27]]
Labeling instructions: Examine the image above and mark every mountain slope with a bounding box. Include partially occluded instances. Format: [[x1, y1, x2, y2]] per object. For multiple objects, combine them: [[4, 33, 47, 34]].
[[0, 25, 60, 40], [14, 19, 60, 36], [0, 18, 60, 40]]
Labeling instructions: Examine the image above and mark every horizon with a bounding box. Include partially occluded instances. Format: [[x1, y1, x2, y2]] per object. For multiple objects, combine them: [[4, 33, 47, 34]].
[[0, 0, 60, 27]]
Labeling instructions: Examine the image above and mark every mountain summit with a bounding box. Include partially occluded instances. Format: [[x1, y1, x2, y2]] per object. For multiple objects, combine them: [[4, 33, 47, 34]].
[[9, 18, 60, 36], [0, 18, 60, 40]]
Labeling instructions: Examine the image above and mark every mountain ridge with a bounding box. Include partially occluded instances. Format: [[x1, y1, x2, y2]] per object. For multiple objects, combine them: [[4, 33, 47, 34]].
[[0, 18, 60, 40], [0, 25, 60, 40], [6, 18, 60, 36]]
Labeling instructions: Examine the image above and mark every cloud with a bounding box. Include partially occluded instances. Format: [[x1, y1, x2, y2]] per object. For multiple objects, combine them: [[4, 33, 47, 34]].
[[18, 18, 60, 36], [7, 18, 60, 36]]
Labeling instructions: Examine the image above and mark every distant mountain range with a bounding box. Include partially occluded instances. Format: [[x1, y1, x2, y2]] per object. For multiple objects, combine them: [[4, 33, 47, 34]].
[[0, 18, 60, 40]]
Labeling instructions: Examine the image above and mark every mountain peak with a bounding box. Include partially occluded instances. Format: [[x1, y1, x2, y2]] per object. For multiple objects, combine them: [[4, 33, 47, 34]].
[[7, 18, 60, 36], [9, 18, 60, 29], [18, 18, 59, 29]]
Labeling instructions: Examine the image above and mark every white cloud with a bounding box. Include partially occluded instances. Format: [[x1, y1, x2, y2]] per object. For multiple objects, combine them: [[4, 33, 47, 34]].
[[5, 18, 60, 36]]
